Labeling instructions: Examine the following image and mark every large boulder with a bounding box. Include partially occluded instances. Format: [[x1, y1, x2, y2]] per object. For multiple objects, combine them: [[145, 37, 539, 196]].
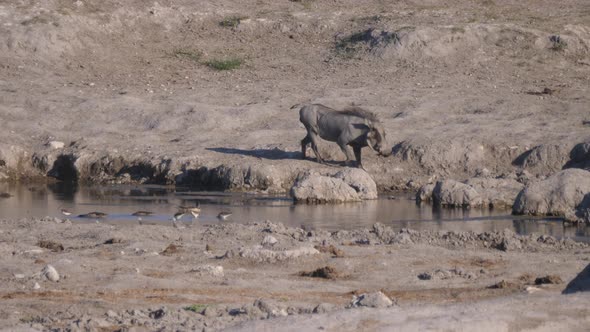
[[575, 193, 590, 223], [417, 178, 525, 209], [564, 141, 590, 171], [513, 143, 573, 175], [465, 178, 524, 209], [291, 173, 360, 203], [512, 169, 590, 220], [291, 169, 377, 203], [333, 168, 378, 199], [416, 183, 436, 203], [432, 180, 484, 207]]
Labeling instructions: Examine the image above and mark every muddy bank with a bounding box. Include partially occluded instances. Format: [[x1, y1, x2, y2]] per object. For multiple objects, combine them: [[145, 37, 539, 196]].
[[1, 138, 589, 192], [0, 218, 589, 331]]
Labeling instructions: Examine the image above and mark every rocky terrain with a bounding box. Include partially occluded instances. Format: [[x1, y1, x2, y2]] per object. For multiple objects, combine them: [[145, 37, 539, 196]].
[[1, 218, 589, 331]]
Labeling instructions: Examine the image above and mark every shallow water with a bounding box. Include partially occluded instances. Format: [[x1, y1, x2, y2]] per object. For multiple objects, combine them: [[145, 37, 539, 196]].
[[0, 183, 588, 242]]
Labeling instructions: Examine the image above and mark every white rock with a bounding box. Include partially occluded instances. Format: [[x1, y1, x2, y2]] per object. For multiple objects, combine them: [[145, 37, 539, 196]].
[[105, 310, 118, 318], [14, 273, 25, 279], [42, 264, 60, 282], [47, 141, 65, 149], [351, 291, 393, 308], [261, 235, 278, 247], [526, 286, 543, 294], [238, 246, 319, 263], [190, 265, 224, 278], [33, 282, 41, 290]]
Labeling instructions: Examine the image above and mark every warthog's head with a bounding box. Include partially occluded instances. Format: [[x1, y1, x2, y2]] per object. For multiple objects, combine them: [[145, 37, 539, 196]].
[[366, 123, 392, 157]]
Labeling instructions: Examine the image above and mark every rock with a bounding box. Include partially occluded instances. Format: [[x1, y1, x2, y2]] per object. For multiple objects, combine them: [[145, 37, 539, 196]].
[[432, 180, 484, 207], [475, 167, 491, 178], [105, 310, 118, 318], [261, 235, 278, 247], [299, 266, 339, 279], [333, 168, 378, 199], [391, 232, 413, 245], [465, 177, 524, 209], [564, 141, 590, 170], [33, 282, 41, 290], [416, 183, 435, 203], [350, 291, 393, 308], [190, 265, 224, 278], [238, 246, 319, 263], [526, 286, 543, 293], [37, 239, 64, 252], [535, 275, 563, 285], [513, 143, 573, 175], [42, 264, 59, 282], [47, 141, 65, 149], [512, 169, 590, 220], [149, 307, 166, 319], [14, 273, 25, 279], [497, 237, 522, 251], [291, 172, 361, 203], [253, 299, 288, 318], [202, 306, 220, 318], [417, 272, 432, 280], [313, 303, 335, 314], [314, 244, 345, 257]]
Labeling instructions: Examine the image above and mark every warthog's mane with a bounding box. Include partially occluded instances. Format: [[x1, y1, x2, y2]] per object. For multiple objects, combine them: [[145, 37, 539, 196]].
[[339, 106, 380, 123]]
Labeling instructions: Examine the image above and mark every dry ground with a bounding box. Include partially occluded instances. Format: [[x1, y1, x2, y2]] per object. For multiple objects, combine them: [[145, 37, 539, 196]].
[[0, 218, 589, 331], [0, 0, 588, 189]]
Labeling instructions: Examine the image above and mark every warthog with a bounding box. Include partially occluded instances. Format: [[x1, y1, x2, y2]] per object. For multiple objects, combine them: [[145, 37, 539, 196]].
[[295, 103, 391, 168]]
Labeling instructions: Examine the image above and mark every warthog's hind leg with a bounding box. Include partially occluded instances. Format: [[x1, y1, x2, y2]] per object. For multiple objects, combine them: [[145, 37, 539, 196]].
[[310, 134, 324, 163], [301, 135, 311, 160], [352, 145, 364, 169]]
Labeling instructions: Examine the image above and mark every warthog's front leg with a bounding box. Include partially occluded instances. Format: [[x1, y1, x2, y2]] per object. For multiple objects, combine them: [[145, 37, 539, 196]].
[[352, 145, 364, 169], [337, 138, 356, 167]]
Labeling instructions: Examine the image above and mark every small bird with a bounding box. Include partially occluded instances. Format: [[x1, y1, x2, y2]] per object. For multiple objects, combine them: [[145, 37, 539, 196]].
[[187, 208, 200, 219], [78, 212, 108, 218], [178, 201, 201, 212], [172, 212, 185, 221], [217, 211, 232, 220], [60, 208, 73, 216], [132, 211, 154, 217]]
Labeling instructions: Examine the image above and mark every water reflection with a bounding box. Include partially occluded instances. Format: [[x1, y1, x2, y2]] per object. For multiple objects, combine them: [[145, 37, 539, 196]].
[[0, 182, 588, 242]]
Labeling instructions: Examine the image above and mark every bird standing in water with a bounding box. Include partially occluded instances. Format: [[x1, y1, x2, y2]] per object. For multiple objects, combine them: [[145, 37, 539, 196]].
[[132, 211, 153, 217], [78, 212, 108, 218], [60, 208, 73, 216], [179, 202, 201, 219], [217, 211, 232, 220], [173, 212, 185, 221]]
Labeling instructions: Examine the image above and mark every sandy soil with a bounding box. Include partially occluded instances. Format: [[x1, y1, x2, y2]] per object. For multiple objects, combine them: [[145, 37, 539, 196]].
[[0, 218, 589, 331], [0, 0, 589, 190]]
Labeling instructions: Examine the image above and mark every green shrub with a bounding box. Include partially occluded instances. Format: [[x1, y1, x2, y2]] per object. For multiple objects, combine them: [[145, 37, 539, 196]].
[[184, 304, 208, 313], [206, 58, 243, 70]]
